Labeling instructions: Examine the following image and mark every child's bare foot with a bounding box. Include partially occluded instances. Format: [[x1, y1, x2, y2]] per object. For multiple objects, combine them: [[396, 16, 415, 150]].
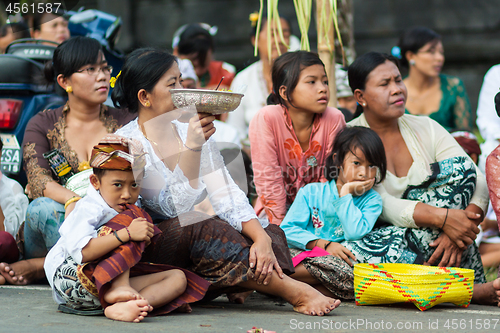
[[0, 259, 44, 285], [227, 290, 253, 304], [104, 299, 152, 323], [104, 285, 143, 304], [175, 303, 192, 313], [288, 283, 341, 316], [472, 279, 500, 306]]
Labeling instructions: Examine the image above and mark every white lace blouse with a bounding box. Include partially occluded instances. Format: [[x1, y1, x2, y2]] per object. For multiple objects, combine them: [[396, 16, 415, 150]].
[[116, 118, 262, 232]]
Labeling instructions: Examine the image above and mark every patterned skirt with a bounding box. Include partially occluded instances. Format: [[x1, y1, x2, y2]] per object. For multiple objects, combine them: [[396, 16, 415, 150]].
[[142, 211, 295, 298], [289, 248, 354, 300], [341, 156, 486, 284]]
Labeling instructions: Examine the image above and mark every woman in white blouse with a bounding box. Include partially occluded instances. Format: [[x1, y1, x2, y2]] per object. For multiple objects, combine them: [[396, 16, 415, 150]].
[[346, 51, 499, 306], [112, 48, 341, 316]]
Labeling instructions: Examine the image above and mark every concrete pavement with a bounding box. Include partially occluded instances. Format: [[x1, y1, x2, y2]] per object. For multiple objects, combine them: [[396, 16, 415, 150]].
[[1, 284, 499, 333]]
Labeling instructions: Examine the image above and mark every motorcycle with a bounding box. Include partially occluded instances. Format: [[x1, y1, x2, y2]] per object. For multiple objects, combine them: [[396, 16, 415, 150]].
[[0, 8, 123, 185]]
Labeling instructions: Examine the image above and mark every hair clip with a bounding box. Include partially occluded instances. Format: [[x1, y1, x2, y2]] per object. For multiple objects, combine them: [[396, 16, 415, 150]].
[[110, 71, 121, 88], [391, 46, 402, 59], [249, 12, 259, 27]]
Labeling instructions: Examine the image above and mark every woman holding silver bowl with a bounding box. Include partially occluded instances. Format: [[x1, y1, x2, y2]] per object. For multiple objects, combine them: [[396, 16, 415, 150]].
[[112, 47, 341, 316]]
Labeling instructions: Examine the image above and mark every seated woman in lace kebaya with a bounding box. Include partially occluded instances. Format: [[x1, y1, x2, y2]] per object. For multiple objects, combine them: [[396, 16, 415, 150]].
[[112, 47, 341, 316]]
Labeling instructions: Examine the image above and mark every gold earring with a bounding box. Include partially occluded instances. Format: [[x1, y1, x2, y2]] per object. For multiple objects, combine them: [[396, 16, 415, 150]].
[[145, 101, 151, 107], [66, 86, 73, 93]]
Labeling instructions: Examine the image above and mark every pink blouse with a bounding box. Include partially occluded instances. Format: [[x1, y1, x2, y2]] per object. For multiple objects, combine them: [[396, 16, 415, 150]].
[[249, 105, 345, 225], [486, 145, 500, 230]]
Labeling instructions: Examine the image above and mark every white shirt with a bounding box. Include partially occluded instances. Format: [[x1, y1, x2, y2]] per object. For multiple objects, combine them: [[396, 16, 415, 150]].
[[476, 64, 500, 172], [349, 114, 489, 228], [227, 60, 268, 140], [116, 119, 262, 232], [0, 173, 28, 237], [44, 186, 120, 304]]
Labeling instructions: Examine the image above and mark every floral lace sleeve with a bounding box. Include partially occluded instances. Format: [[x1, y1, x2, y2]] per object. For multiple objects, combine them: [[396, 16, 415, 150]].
[[22, 113, 57, 199], [201, 139, 260, 232], [450, 76, 474, 131], [486, 146, 500, 230]]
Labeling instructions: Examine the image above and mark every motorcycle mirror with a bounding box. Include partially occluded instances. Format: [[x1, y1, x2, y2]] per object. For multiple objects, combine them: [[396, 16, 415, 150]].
[[105, 17, 122, 48], [69, 10, 98, 24]]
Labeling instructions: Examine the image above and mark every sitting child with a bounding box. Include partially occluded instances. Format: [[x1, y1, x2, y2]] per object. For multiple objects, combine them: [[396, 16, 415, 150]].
[[0, 138, 29, 283], [280, 126, 386, 299], [44, 134, 209, 322]]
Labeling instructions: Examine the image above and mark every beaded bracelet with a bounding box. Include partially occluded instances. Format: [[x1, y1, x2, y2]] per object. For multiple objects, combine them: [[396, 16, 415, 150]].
[[64, 196, 81, 210], [184, 142, 202, 152], [113, 230, 126, 245]]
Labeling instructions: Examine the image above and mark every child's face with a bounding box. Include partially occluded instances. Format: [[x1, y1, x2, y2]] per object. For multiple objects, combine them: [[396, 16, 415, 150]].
[[337, 147, 377, 193], [286, 64, 329, 114], [90, 170, 141, 213]]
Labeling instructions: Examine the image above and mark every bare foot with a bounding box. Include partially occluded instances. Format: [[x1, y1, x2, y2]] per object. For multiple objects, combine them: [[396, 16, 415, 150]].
[[104, 285, 142, 304], [471, 279, 500, 306], [104, 299, 152, 323], [175, 303, 192, 313], [0, 260, 44, 285], [289, 284, 341, 316], [227, 290, 253, 304]]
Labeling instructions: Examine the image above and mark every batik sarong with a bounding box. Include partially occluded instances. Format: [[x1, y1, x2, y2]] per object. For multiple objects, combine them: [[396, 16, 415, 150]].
[[77, 204, 210, 314], [341, 156, 486, 283]]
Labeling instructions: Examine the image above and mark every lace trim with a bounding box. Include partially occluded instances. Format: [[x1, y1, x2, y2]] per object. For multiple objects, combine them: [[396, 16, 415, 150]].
[[215, 193, 258, 232], [401, 202, 418, 228], [23, 142, 54, 199]]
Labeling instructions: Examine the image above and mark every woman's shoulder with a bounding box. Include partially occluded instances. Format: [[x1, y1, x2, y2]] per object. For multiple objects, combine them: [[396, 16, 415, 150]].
[[322, 107, 345, 122], [234, 60, 261, 79], [252, 105, 284, 121], [440, 73, 465, 89], [26, 105, 64, 130], [105, 106, 137, 125]]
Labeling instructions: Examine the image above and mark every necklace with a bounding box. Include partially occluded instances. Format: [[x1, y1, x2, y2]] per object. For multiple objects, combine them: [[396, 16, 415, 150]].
[[140, 123, 181, 169]]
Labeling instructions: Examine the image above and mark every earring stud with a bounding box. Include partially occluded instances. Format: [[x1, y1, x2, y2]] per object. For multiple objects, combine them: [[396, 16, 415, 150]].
[[66, 86, 73, 93], [362, 103, 366, 107], [145, 101, 151, 107], [409, 59, 416, 66]]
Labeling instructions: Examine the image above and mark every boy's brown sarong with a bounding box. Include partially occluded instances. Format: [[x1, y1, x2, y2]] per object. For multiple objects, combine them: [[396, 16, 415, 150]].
[[77, 204, 210, 315]]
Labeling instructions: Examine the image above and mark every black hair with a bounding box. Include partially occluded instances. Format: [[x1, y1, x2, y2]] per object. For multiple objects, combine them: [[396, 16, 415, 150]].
[[267, 51, 325, 107], [250, 14, 293, 38], [398, 26, 441, 68], [32, 11, 67, 33], [0, 22, 31, 38], [176, 24, 214, 68], [325, 126, 387, 184], [92, 168, 108, 180], [348, 52, 400, 118], [111, 47, 178, 113], [43, 36, 103, 95]]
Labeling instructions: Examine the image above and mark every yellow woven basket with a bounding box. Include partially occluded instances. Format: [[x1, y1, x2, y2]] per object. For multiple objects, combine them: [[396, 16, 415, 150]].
[[354, 263, 474, 311]]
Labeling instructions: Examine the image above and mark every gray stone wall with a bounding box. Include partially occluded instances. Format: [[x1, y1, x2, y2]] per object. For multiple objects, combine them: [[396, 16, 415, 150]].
[[89, 0, 500, 119]]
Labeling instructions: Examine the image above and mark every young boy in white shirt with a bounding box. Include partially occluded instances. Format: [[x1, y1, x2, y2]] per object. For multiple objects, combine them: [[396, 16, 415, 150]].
[[44, 134, 208, 322]]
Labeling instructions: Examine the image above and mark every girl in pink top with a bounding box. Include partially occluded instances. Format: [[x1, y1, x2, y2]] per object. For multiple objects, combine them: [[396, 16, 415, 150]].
[[249, 51, 346, 225]]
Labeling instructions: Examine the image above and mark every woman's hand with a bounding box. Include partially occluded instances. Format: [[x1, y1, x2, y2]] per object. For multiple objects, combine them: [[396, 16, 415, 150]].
[[442, 209, 480, 249], [326, 242, 357, 267], [128, 217, 154, 243], [424, 233, 464, 267], [185, 113, 216, 150], [249, 234, 284, 285], [339, 178, 375, 197]]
